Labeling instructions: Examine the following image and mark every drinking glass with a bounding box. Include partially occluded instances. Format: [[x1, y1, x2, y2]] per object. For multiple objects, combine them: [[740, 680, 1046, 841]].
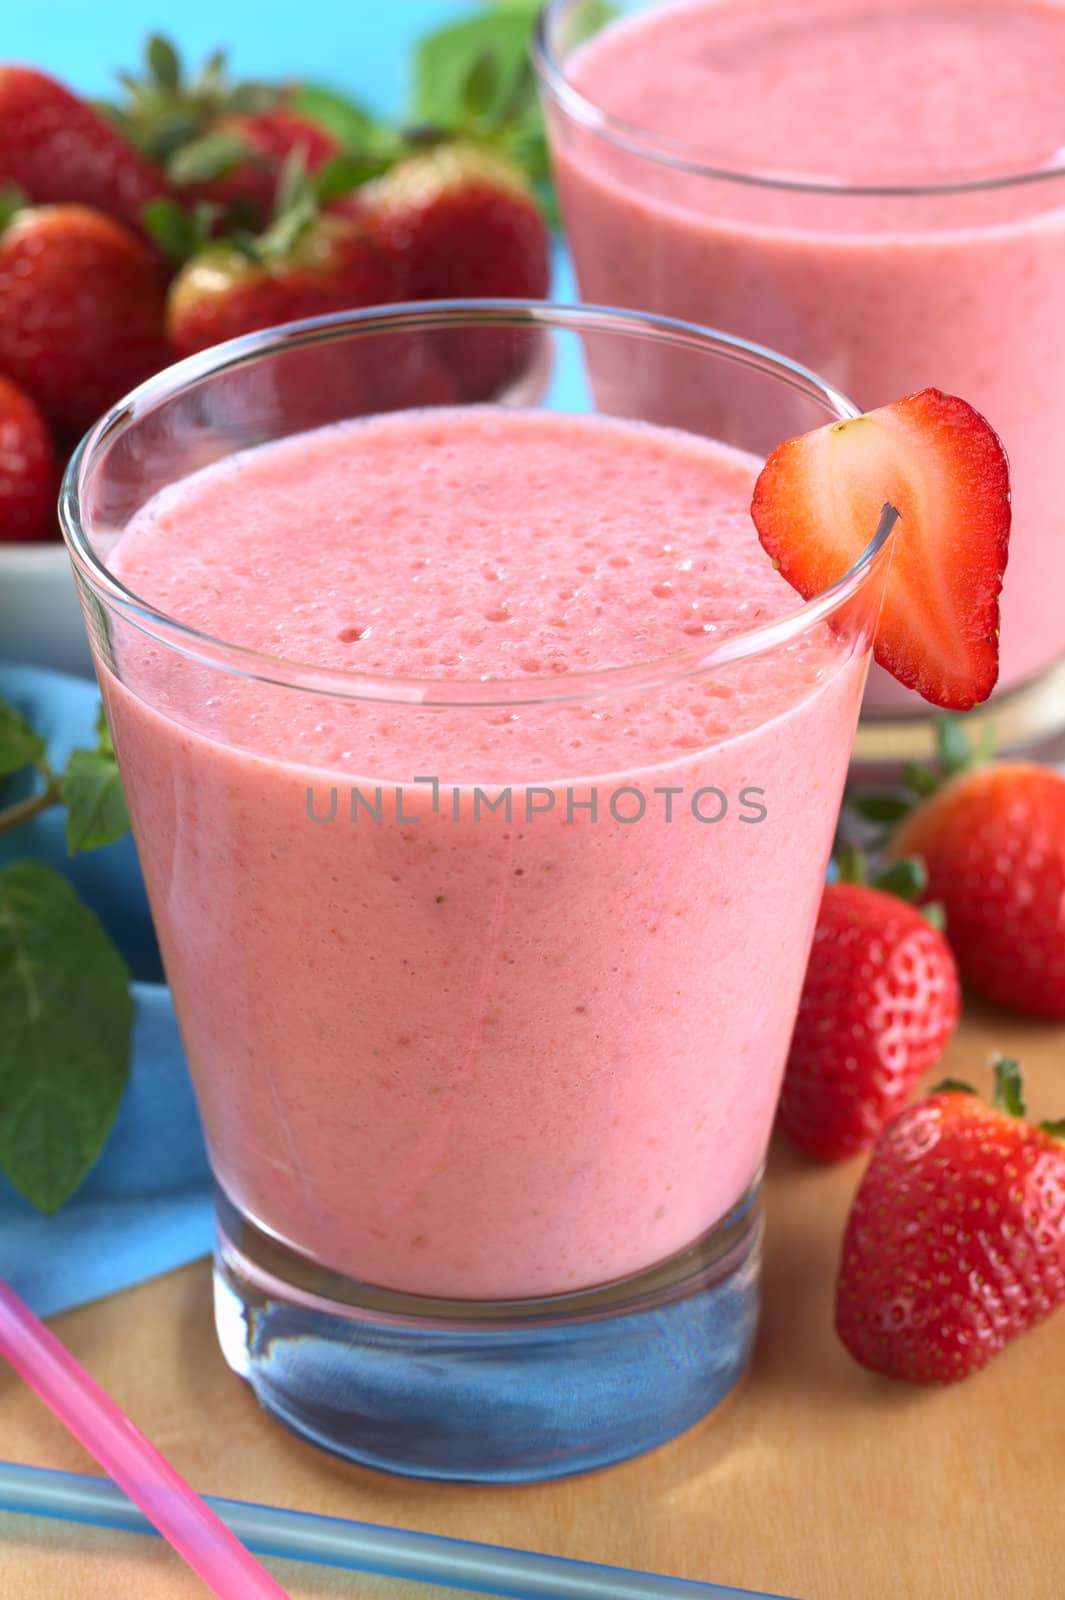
[[535, 0, 1065, 761], [61, 302, 892, 1482]]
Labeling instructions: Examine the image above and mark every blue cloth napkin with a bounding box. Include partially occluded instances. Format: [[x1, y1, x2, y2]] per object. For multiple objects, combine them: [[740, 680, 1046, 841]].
[[0, 666, 213, 1317]]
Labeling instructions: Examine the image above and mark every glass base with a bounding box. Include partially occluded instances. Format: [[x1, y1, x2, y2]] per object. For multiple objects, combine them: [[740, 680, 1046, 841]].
[[212, 1181, 762, 1484], [853, 653, 1065, 771]]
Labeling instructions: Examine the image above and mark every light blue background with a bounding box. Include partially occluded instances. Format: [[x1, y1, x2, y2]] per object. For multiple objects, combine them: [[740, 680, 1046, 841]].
[[7, 2, 476, 112]]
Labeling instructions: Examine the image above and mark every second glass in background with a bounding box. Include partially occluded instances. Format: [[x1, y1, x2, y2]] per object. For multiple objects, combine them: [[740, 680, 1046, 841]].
[[535, 0, 1065, 757]]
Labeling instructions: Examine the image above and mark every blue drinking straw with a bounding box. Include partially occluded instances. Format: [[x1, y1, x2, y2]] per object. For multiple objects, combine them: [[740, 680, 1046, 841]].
[[0, 1459, 793, 1600]]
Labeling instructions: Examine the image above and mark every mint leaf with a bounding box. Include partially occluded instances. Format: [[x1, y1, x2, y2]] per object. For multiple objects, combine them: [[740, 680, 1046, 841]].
[[0, 699, 46, 779], [61, 746, 130, 854], [95, 703, 115, 757], [413, 13, 534, 127], [0, 862, 131, 1213]]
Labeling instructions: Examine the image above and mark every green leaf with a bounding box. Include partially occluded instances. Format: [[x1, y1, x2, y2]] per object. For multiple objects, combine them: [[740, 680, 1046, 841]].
[[991, 1056, 1025, 1118], [289, 83, 379, 148], [1040, 1118, 1065, 1140], [141, 197, 202, 264], [0, 699, 46, 779], [833, 842, 867, 886], [935, 715, 974, 775], [0, 184, 26, 233], [315, 152, 390, 204], [146, 33, 182, 92], [921, 900, 947, 932], [413, 12, 533, 127], [95, 703, 115, 757], [168, 130, 254, 186], [850, 789, 912, 824], [61, 747, 130, 855], [902, 761, 939, 799], [461, 47, 504, 122], [873, 855, 928, 903], [930, 1078, 976, 1096], [0, 862, 131, 1213]]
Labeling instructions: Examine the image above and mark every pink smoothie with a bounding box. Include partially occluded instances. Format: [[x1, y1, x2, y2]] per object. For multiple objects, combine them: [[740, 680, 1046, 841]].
[[104, 406, 868, 1299], [550, 0, 1065, 710]]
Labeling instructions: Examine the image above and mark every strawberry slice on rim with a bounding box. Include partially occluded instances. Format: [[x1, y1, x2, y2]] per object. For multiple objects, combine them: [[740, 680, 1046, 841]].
[[750, 388, 1011, 710]]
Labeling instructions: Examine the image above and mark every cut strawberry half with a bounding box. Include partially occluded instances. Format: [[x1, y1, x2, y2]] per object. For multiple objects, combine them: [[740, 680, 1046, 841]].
[[750, 389, 1011, 710]]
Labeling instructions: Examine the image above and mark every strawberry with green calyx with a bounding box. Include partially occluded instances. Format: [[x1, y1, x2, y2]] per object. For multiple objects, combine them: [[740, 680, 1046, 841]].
[[165, 156, 400, 359], [0, 374, 57, 544], [0, 196, 169, 438], [104, 35, 340, 227], [776, 849, 959, 1163], [846, 716, 1065, 1021], [892, 758, 1065, 1022], [0, 66, 166, 239], [836, 1058, 1065, 1384], [751, 389, 1011, 711], [845, 713, 996, 841]]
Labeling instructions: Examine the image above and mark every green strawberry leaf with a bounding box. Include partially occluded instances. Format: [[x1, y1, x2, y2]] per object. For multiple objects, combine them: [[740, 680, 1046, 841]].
[[930, 1078, 977, 1096], [168, 129, 256, 186], [833, 842, 867, 886], [850, 788, 912, 824], [61, 746, 130, 855], [0, 862, 131, 1213], [991, 1056, 1025, 1118], [920, 900, 947, 932], [0, 699, 46, 779], [935, 715, 976, 775], [146, 33, 182, 93], [0, 184, 27, 233], [873, 855, 928, 903], [142, 196, 202, 264], [902, 760, 940, 799], [1040, 1118, 1065, 1140]]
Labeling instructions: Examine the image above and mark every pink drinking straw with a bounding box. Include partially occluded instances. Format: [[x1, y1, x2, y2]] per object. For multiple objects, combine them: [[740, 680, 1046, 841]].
[[0, 1280, 291, 1598]]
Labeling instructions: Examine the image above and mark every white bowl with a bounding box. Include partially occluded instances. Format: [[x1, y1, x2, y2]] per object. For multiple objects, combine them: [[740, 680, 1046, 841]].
[[0, 541, 94, 677]]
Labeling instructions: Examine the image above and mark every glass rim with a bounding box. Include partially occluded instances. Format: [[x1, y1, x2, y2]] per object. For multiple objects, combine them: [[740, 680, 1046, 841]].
[[533, 0, 1065, 200], [60, 298, 893, 711]]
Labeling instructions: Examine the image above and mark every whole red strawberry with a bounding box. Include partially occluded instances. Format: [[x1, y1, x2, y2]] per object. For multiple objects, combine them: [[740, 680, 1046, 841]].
[[0, 203, 170, 437], [0, 374, 57, 543], [365, 142, 550, 398], [110, 37, 338, 228], [187, 107, 340, 220], [893, 761, 1065, 1021], [836, 1060, 1065, 1383], [0, 67, 165, 238], [166, 196, 396, 359], [777, 877, 960, 1161]]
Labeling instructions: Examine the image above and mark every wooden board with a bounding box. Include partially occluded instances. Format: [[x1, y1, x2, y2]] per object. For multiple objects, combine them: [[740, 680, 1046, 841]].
[[1, 1001, 1063, 1600]]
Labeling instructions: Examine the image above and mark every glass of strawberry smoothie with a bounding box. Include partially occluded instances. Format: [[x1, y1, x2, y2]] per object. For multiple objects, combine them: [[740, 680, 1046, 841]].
[[60, 302, 892, 1482], [536, 0, 1065, 761]]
